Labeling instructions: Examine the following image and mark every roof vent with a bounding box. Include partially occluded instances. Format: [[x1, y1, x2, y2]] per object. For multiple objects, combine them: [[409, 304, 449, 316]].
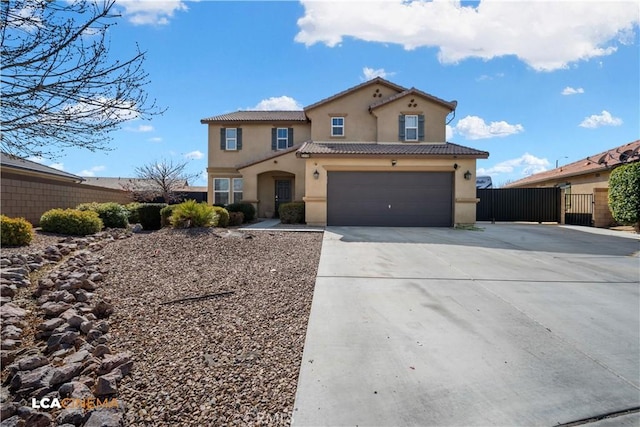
[[620, 150, 633, 162], [598, 155, 607, 164]]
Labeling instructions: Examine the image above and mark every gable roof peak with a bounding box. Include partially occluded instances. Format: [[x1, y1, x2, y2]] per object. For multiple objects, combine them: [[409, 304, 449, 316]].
[[304, 77, 407, 112], [370, 87, 458, 111]]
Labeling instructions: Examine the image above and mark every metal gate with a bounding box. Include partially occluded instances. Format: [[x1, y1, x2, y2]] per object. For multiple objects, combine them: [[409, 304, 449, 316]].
[[564, 194, 593, 226], [476, 188, 561, 223]]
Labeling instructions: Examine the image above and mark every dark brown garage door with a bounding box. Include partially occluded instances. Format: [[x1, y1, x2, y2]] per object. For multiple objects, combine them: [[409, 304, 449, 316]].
[[327, 171, 453, 226]]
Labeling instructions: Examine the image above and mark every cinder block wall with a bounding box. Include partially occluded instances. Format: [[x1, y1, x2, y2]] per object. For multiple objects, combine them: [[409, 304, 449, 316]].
[[1, 172, 132, 225], [593, 187, 614, 228]]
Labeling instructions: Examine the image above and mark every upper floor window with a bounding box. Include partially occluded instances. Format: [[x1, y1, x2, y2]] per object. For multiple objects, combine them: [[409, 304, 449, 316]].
[[277, 128, 288, 150], [405, 115, 418, 141], [220, 127, 242, 151], [331, 117, 344, 137], [271, 127, 294, 151], [398, 114, 425, 142]]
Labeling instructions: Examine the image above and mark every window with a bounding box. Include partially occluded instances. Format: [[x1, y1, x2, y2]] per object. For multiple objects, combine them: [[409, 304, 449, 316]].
[[277, 128, 288, 150], [214, 178, 229, 205], [233, 178, 243, 203], [405, 115, 418, 141], [225, 128, 237, 150], [331, 117, 344, 137]]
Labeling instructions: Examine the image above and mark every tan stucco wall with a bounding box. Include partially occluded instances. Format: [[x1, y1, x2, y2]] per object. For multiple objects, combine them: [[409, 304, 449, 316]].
[[207, 122, 311, 168], [302, 157, 478, 226], [593, 188, 615, 227], [372, 96, 451, 142], [236, 151, 305, 217], [1, 171, 132, 225], [305, 83, 400, 141]]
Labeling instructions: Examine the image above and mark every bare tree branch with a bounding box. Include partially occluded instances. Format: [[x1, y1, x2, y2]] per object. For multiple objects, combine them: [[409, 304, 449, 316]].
[[0, 0, 164, 158], [130, 158, 200, 203]]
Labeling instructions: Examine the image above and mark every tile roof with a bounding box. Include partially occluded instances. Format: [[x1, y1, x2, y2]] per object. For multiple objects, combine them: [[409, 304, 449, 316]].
[[237, 143, 303, 169], [296, 141, 489, 158], [200, 110, 307, 123], [1, 152, 83, 181], [369, 87, 458, 111], [505, 139, 640, 187], [304, 77, 407, 111]]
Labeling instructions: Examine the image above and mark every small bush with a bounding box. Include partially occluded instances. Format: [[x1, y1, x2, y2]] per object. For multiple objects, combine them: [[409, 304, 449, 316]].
[[160, 205, 178, 227], [40, 209, 103, 236], [1, 215, 34, 246], [609, 162, 640, 230], [136, 203, 167, 230], [76, 202, 128, 229], [170, 200, 215, 228], [279, 202, 305, 224], [226, 203, 256, 223], [212, 206, 229, 228], [125, 202, 142, 224], [228, 211, 244, 226]]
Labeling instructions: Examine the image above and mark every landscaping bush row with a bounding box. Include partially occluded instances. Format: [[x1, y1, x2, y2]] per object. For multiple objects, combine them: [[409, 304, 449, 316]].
[[40, 209, 103, 236], [279, 201, 305, 224]]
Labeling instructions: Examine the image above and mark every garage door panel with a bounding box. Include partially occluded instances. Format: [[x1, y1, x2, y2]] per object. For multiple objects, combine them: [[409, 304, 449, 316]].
[[327, 171, 453, 227]]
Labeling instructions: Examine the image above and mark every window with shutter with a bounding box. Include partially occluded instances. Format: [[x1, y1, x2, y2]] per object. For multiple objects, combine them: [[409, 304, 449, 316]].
[[398, 115, 405, 140], [276, 128, 288, 150], [405, 115, 418, 141], [223, 128, 237, 150], [271, 128, 277, 151], [418, 115, 425, 141], [287, 128, 294, 148]]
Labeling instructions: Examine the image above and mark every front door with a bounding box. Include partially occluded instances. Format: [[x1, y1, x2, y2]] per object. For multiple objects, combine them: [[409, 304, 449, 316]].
[[275, 180, 292, 217]]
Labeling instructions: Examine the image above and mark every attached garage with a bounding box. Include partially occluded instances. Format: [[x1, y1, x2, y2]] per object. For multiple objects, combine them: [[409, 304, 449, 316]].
[[327, 171, 453, 226]]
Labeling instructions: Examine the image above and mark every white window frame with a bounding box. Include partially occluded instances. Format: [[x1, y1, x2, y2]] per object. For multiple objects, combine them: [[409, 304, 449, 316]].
[[405, 115, 418, 141], [276, 128, 288, 150], [225, 128, 237, 151], [214, 178, 230, 205], [331, 117, 344, 137], [232, 178, 243, 203]]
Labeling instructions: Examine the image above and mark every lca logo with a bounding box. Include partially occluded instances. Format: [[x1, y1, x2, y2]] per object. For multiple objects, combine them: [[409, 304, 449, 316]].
[[32, 397, 118, 410]]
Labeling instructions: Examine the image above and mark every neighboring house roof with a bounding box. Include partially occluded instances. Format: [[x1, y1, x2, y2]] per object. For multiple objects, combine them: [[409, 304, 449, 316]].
[[369, 87, 458, 112], [0, 152, 83, 182], [237, 143, 303, 170], [297, 141, 489, 158], [505, 139, 640, 187], [82, 177, 189, 190], [304, 77, 407, 112], [200, 110, 307, 123]]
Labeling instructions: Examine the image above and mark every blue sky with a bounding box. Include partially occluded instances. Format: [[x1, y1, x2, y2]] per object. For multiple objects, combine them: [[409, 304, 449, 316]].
[[29, 0, 639, 187]]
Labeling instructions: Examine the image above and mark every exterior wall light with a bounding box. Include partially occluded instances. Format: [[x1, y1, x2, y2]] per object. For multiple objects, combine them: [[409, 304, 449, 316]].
[[464, 170, 472, 180], [391, 159, 397, 166], [313, 169, 320, 180]]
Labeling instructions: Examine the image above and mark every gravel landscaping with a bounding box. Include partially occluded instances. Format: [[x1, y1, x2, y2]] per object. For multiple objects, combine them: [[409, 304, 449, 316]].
[[98, 228, 322, 425]]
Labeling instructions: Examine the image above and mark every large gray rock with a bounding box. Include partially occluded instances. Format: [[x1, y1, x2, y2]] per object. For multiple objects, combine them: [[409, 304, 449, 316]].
[[15, 354, 49, 371], [83, 409, 124, 427], [10, 364, 55, 391], [37, 318, 65, 332], [91, 300, 113, 319], [94, 370, 120, 396], [56, 408, 85, 426], [0, 284, 16, 298], [49, 362, 83, 386], [41, 301, 72, 318], [1, 325, 22, 340], [1, 303, 27, 319], [97, 353, 132, 376]]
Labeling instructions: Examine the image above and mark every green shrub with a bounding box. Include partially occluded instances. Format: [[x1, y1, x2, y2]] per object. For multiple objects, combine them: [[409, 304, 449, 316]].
[[40, 209, 103, 236], [125, 202, 142, 224], [1, 215, 34, 246], [136, 203, 167, 230], [228, 211, 244, 226], [226, 203, 256, 223], [212, 206, 229, 228], [609, 162, 640, 230], [170, 200, 215, 228], [279, 202, 305, 224], [160, 205, 178, 227], [76, 202, 128, 229]]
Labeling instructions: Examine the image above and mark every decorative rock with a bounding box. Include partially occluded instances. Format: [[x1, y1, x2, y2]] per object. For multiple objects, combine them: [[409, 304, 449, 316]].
[[64, 350, 90, 365], [0, 284, 16, 298], [46, 331, 79, 352], [50, 362, 83, 386], [67, 314, 88, 329], [97, 352, 132, 376], [131, 223, 143, 233], [84, 409, 124, 427], [1, 303, 27, 319], [86, 329, 102, 342], [93, 344, 111, 358], [0, 415, 20, 426], [59, 381, 94, 400], [41, 301, 72, 318], [56, 408, 85, 426], [1, 339, 20, 350], [92, 300, 114, 319], [10, 364, 55, 392], [16, 354, 49, 371], [0, 401, 18, 421], [94, 371, 120, 396], [80, 321, 94, 334], [23, 410, 53, 427], [88, 272, 104, 282], [2, 325, 22, 340], [94, 320, 109, 334]]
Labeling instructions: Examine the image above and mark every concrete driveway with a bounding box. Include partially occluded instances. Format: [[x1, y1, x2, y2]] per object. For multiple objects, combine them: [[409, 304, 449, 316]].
[[292, 224, 640, 426]]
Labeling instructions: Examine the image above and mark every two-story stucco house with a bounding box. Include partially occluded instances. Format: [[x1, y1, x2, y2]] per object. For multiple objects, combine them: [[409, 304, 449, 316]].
[[201, 77, 489, 227]]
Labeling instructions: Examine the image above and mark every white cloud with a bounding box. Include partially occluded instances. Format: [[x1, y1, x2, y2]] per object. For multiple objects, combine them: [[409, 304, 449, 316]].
[[49, 162, 64, 171], [148, 137, 163, 143], [445, 125, 454, 141], [453, 116, 524, 140], [561, 86, 585, 95], [63, 97, 139, 122], [361, 67, 395, 81], [295, 1, 638, 71], [184, 150, 204, 160], [477, 153, 550, 177], [127, 124, 154, 132], [27, 156, 65, 171], [117, 0, 189, 26], [77, 165, 106, 177], [252, 96, 302, 110], [579, 110, 623, 128]]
